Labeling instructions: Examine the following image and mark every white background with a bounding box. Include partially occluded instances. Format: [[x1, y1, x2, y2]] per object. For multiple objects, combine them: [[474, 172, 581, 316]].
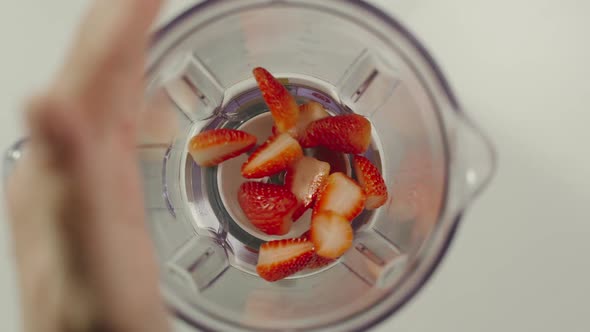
[[1, 0, 589, 331]]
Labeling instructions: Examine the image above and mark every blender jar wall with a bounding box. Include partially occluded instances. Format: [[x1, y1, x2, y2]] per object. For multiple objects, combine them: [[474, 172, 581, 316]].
[[0, 1, 497, 331], [138, 0, 495, 331]]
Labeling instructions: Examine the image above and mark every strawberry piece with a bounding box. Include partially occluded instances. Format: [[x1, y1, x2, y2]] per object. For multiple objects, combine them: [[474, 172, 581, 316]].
[[271, 125, 279, 137], [242, 133, 303, 179], [253, 67, 300, 134], [305, 114, 372, 154], [299, 230, 313, 240], [189, 129, 257, 166], [314, 172, 366, 221], [310, 211, 354, 259], [353, 156, 389, 209], [300, 231, 336, 268], [311, 147, 349, 174], [285, 157, 330, 221], [291, 205, 308, 223], [307, 252, 336, 269], [272, 101, 329, 144], [256, 238, 315, 282], [238, 182, 298, 235], [295, 101, 330, 147]]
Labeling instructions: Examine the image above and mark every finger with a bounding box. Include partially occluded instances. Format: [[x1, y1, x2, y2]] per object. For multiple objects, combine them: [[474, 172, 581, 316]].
[[53, 0, 163, 124], [25, 95, 89, 170], [63, 0, 162, 80]]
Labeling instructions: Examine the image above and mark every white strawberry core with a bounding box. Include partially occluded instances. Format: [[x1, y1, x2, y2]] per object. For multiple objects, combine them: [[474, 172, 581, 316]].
[[258, 241, 314, 265], [191, 141, 251, 165], [289, 157, 330, 202], [323, 174, 363, 211], [248, 133, 296, 169], [315, 224, 339, 248], [296, 102, 329, 136]]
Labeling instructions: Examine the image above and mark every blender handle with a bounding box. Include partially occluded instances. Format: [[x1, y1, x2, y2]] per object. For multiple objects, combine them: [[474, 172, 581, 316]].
[[450, 114, 497, 214]]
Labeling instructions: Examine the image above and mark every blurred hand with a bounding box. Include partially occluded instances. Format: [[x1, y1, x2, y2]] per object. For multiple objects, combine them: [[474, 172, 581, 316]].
[[6, 1, 170, 331]]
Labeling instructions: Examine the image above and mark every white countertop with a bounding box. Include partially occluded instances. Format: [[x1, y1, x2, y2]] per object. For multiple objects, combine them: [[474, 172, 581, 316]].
[[1, 1, 589, 331]]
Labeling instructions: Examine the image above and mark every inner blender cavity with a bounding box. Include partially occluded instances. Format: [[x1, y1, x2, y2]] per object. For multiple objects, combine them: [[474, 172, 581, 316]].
[[185, 82, 380, 277]]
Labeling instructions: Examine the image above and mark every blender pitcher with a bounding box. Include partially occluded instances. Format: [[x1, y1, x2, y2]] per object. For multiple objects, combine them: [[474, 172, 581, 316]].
[[4, 0, 496, 331]]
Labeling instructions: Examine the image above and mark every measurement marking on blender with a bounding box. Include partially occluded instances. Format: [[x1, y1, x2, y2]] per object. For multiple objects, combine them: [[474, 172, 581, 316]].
[[187, 247, 215, 273], [338, 48, 369, 87], [201, 265, 229, 291], [182, 75, 208, 105], [352, 69, 379, 102], [162, 144, 176, 218], [356, 243, 386, 266], [374, 228, 403, 253], [342, 262, 375, 286]]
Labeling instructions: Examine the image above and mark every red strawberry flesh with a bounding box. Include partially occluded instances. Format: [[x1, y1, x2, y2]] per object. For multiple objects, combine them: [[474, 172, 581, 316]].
[[238, 182, 297, 235], [257, 238, 314, 282], [353, 155, 389, 209], [306, 253, 336, 269], [189, 129, 257, 167], [242, 133, 303, 179], [253, 67, 300, 134], [305, 114, 372, 154], [296, 101, 330, 147]]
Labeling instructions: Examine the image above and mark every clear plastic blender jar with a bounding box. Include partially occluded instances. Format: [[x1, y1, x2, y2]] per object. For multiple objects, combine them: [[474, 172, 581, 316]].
[[5, 1, 496, 331]]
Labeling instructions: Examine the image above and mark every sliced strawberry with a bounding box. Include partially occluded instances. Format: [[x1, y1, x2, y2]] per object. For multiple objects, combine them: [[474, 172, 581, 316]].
[[307, 252, 336, 269], [295, 101, 330, 147], [238, 182, 298, 235], [271, 101, 329, 144], [311, 147, 349, 174], [314, 172, 366, 221], [285, 157, 330, 221], [189, 129, 257, 166], [305, 114, 372, 154], [353, 156, 389, 209], [242, 133, 303, 179], [300, 230, 336, 268], [253, 67, 299, 134], [299, 230, 312, 240], [310, 211, 354, 259], [271, 125, 279, 137], [256, 238, 315, 282], [290, 206, 308, 224]]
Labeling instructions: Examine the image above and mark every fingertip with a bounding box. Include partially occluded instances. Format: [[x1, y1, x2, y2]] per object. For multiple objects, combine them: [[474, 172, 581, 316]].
[[119, 0, 164, 34]]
